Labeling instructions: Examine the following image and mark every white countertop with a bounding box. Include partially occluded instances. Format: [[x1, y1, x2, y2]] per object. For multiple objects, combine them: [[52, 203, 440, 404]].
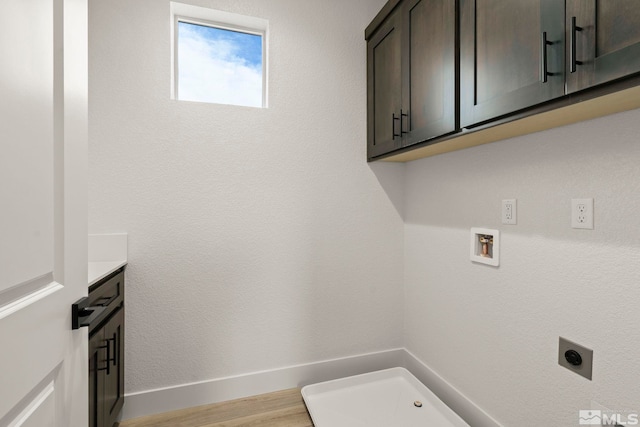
[[88, 261, 127, 287]]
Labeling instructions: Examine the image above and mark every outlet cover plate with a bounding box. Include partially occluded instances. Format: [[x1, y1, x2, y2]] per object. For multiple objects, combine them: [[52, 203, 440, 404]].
[[558, 337, 593, 380], [502, 199, 517, 225], [572, 198, 594, 229]]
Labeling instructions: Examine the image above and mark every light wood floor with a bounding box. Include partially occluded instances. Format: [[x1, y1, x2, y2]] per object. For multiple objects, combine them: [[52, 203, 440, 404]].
[[116, 388, 314, 427]]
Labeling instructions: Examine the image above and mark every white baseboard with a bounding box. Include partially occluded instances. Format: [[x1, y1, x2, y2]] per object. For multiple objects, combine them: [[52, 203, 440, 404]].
[[121, 347, 500, 427], [121, 348, 405, 421], [403, 349, 502, 427]]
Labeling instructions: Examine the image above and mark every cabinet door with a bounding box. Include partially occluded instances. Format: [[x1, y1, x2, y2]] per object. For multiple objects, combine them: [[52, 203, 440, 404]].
[[367, 8, 403, 159], [103, 308, 125, 427], [566, 0, 640, 93], [89, 330, 105, 427], [460, 0, 565, 128], [402, 0, 456, 146]]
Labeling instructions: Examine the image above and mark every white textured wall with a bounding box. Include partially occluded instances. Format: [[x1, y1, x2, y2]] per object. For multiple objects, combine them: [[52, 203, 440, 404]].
[[88, 0, 403, 394], [404, 109, 640, 425], [90, 1, 640, 422]]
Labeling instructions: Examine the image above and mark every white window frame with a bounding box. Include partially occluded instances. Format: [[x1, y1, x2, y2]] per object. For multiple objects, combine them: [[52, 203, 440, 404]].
[[170, 2, 269, 107]]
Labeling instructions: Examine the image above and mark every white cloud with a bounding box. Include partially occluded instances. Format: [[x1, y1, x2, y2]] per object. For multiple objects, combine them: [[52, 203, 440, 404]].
[[178, 25, 263, 107]]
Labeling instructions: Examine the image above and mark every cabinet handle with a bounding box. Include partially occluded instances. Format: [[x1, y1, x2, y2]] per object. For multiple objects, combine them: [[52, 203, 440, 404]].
[[400, 109, 408, 135], [97, 343, 111, 375], [97, 336, 117, 374], [392, 113, 401, 140], [110, 334, 117, 367], [540, 32, 552, 83], [570, 17, 583, 73]]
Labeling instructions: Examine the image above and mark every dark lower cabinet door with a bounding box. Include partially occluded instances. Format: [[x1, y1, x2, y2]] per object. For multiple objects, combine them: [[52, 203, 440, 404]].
[[566, 0, 640, 93], [103, 308, 124, 427], [402, 0, 456, 146], [460, 0, 565, 128], [89, 330, 104, 427], [89, 308, 124, 427], [367, 7, 403, 159]]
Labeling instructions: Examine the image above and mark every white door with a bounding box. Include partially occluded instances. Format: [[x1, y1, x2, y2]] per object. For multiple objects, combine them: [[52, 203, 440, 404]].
[[0, 0, 88, 426]]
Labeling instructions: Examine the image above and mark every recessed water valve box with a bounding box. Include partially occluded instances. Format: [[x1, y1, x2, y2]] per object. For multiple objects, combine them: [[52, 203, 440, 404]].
[[470, 228, 499, 266]]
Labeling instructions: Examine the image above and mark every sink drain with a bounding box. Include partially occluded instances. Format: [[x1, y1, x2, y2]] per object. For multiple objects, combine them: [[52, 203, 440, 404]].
[[414, 400, 423, 408]]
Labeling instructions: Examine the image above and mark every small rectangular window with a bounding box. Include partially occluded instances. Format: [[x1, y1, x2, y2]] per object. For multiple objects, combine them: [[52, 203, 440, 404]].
[[170, 3, 268, 108]]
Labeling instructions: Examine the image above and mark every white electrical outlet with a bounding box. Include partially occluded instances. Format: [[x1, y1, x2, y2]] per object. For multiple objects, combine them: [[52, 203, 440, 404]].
[[572, 198, 594, 229], [502, 199, 517, 225]]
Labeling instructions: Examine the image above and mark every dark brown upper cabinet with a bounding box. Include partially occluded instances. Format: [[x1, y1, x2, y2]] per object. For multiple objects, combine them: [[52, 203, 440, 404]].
[[366, 0, 456, 160], [460, 0, 565, 128], [367, 0, 640, 162], [566, 0, 640, 93], [367, 6, 403, 159]]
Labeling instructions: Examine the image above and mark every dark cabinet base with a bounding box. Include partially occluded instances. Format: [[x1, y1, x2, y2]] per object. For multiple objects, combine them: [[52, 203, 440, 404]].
[[89, 269, 125, 427]]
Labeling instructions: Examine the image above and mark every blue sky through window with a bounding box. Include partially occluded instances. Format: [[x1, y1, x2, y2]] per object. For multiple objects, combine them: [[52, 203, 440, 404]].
[[178, 21, 263, 107]]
